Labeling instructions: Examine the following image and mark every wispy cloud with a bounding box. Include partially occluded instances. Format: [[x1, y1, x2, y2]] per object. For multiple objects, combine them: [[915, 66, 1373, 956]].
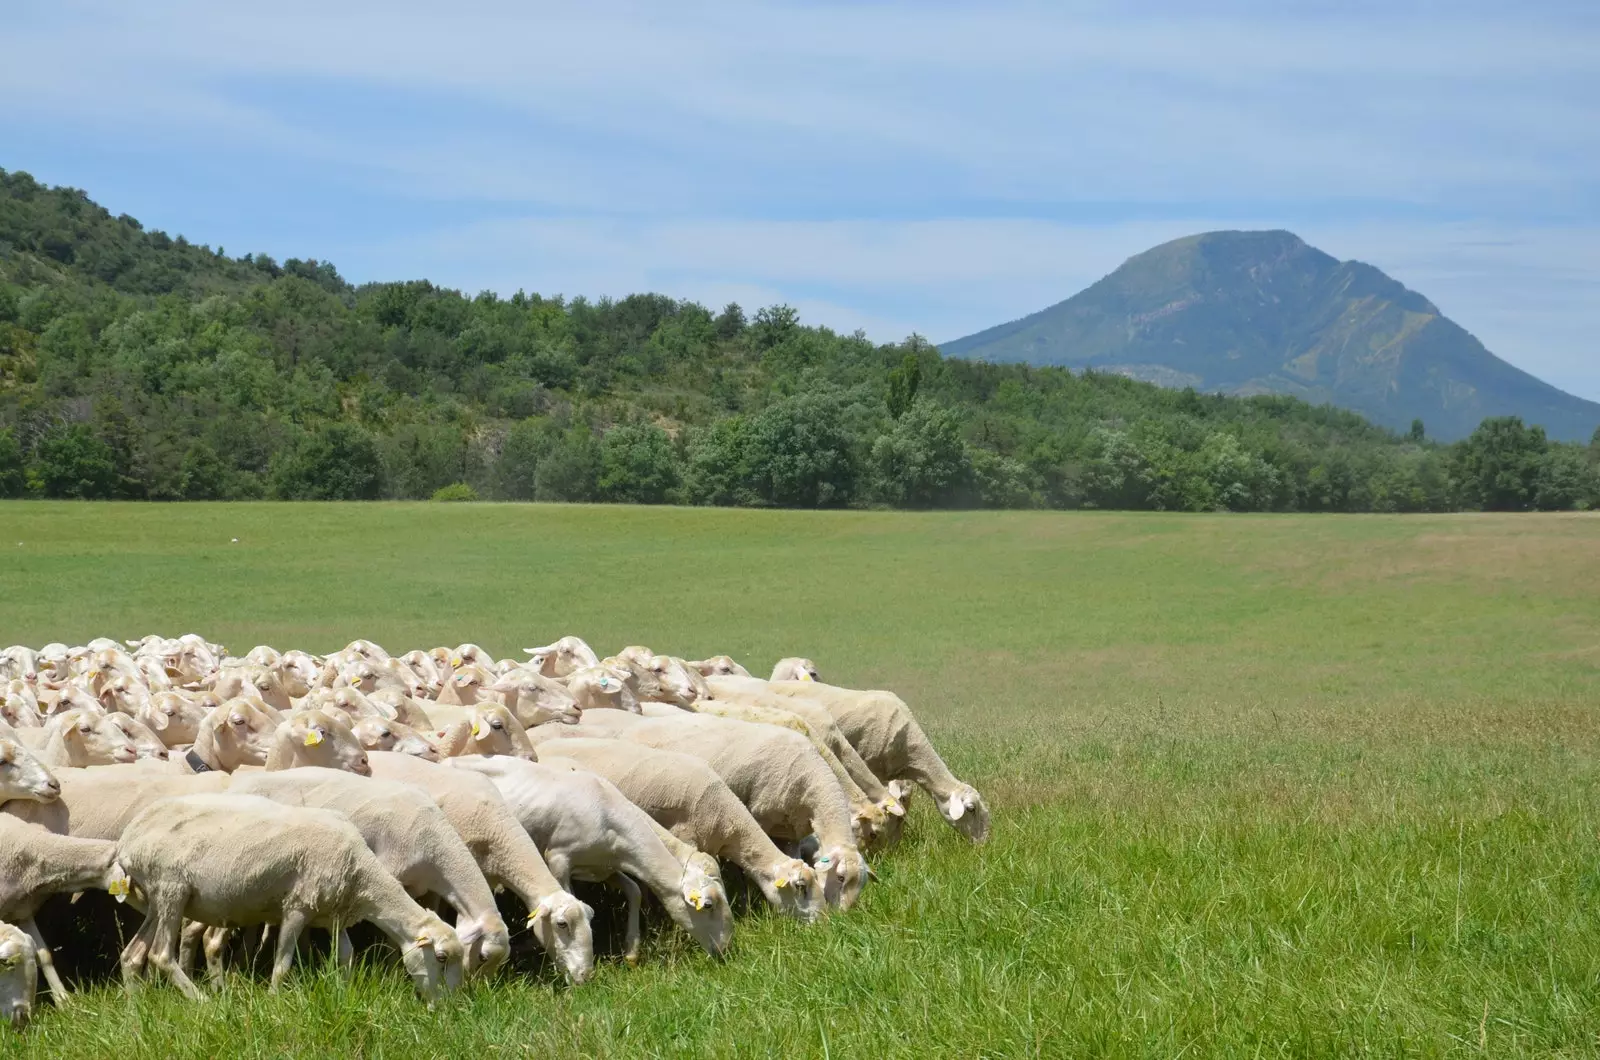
[[4, 0, 1598, 398]]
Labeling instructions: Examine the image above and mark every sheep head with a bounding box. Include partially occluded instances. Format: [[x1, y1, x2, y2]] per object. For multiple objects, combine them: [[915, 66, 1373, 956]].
[[490, 670, 581, 727], [815, 846, 868, 912], [766, 858, 824, 922], [274, 710, 370, 775], [0, 923, 38, 1031], [0, 739, 59, 802], [351, 717, 440, 761], [689, 655, 751, 678], [401, 915, 464, 1005], [939, 784, 991, 844], [525, 893, 595, 985], [465, 706, 537, 760], [770, 657, 820, 682]]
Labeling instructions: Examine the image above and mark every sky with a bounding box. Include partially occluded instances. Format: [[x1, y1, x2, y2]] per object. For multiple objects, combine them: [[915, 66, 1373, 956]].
[[5, 0, 1598, 400]]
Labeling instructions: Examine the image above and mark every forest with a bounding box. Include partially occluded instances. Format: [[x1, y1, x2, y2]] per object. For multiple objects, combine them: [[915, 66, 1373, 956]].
[[2, 168, 1597, 511]]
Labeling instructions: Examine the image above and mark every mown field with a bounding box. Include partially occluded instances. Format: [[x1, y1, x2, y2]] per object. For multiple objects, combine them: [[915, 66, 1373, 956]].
[[2, 503, 1599, 1058]]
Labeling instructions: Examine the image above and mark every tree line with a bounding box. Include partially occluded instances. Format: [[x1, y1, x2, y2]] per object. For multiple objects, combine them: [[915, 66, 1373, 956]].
[[2, 168, 1597, 511]]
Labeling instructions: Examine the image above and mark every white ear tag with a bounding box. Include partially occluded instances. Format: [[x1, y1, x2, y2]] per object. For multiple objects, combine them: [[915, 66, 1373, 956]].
[[947, 793, 966, 821]]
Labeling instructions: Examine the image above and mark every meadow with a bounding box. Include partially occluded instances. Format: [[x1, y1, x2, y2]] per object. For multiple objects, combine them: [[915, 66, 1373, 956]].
[[2, 502, 1599, 1058]]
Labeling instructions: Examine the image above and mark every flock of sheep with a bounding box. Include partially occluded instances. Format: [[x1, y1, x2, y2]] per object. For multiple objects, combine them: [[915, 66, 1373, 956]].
[[0, 634, 989, 1028]]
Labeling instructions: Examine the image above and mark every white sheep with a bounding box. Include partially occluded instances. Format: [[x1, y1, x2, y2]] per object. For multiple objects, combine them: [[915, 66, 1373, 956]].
[[532, 736, 823, 921], [0, 921, 37, 1030], [116, 793, 463, 1003], [0, 815, 121, 1007], [364, 752, 597, 983], [522, 636, 599, 678], [226, 767, 509, 977], [763, 673, 991, 844], [449, 755, 733, 962], [548, 708, 870, 910], [17, 710, 139, 767]]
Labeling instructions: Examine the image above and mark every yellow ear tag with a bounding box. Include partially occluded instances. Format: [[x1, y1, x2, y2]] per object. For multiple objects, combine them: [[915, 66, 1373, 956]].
[[108, 878, 130, 903], [688, 890, 704, 910], [773, 876, 788, 889], [451, 656, 463, 668], [525, 913, 539, 928], [799, 671, 813, 682], [471, 722, 482, 737], [414, 933, 431, 947], [304, 729, 324, 747]]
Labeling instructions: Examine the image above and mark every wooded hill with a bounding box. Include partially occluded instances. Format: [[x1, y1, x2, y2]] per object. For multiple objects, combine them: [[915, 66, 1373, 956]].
[[1, 169, 1596, 511]]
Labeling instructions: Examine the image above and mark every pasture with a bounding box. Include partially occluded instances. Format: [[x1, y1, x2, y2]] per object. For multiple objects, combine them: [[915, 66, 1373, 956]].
[[2, 502, 1599, 1058]]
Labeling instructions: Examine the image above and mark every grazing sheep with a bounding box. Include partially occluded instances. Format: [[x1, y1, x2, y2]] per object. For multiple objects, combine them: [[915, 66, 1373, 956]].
[[116, 793, 464, 1002], [688, 656, 752, 678], [0, 921, 38, 1030], [0, 815, 121, 1006], [763, 677, 990, 844], [546, 709, 869, 910], [365, 752, 596, 983], [450, 755, 733, 962], [18, 711, 139, 767], [226, 768, 509, 976], [532, 736, 823, 921]]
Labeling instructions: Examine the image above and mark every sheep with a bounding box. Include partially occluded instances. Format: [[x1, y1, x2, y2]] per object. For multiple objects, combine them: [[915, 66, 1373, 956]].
[[181, 699, 279, 772], [365, 687, 437, 730], [212, 666, 295, 714], [226, 768, 509, 977], [762, 674, 991, 844], [18, 710, 139, 767], [544, 708, 869, 910], [522, 636, 599, 678], [0, 921, 37, 1030], [364, 752, 597, 983], [531, 737, 823, 921], [0, 739, 59, 806], [101, 712, 170, 762], [432, 665, 497, 708], [618, 652, 893, 846], [1, 686, 40, 731], [262, 710, 372, 776], [421, 705, 538, 761], [566, 665, 641, 713], [486, 669, 584, 727], [351, 718, 440, 761], [0, 648, 40, 683], [398, 651, 444, 696], [0, 815, 121, 1007], [116, 793, 464, 1003], [770, 658, 820, 683], [689, 656, 752, 678], [705, 674, 906, 844], [450, 755, 733, 962], [137, 691, 213, 748]]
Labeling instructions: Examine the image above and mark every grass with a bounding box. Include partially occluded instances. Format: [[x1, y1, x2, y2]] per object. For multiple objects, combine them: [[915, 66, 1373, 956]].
[[2, 502, 1599, 1057]]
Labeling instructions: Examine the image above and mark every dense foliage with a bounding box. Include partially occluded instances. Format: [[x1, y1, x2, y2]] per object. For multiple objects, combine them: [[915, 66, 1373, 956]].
[[2, 168, 1597, 510]]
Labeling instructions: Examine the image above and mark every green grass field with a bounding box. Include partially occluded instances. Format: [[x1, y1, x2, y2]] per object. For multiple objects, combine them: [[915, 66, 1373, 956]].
[[3, 503, 1599, 1057]]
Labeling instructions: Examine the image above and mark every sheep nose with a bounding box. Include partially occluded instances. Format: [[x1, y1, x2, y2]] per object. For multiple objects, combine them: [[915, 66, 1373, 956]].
[[43, 778, 61, 796]]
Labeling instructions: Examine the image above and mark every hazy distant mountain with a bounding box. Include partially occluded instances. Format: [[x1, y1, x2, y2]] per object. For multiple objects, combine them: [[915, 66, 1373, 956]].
[[940, 231, 1600, 442]]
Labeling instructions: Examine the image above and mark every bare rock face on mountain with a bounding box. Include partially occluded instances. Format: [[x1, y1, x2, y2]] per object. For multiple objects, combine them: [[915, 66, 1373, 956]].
[[940, 230, 1600, 442]]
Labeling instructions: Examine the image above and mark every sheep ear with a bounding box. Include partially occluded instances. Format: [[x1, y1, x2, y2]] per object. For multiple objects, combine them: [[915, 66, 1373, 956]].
[[947, 793, 966, 821], [303, 727, 324, 747], [145, 709, 169, 731], [836, 859, 849, 881]]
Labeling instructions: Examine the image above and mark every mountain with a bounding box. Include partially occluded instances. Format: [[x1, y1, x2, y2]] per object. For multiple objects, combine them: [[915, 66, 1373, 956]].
[[940, 231, 1600, 442]]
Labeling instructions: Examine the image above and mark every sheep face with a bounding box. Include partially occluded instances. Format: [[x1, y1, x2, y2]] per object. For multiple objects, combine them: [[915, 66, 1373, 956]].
[[103, 712, 169, 761], [0, 924, 37, 1031], [766, 858, 824, 922], [677, 887, 733, 958], [491, 673, 581, 727], [353, 719, 439, 761], [523, 637, 598, 678], [816, 846, 868, 912], [770, 657, 820, 683], [283, 711, 371, 776], [644, 656, 701, 707], [401, 917, 464, 1004], [692, 656, 751, 678], [0, 740, 59, 802], [0, 694, 39, 730], [467, 707, 536, 760], [457, 911, 510, 978], [939, 784, 991, 844], [59, 710, 140, 765], [526, 893, 595, 985], [139, 693, 205, 748]]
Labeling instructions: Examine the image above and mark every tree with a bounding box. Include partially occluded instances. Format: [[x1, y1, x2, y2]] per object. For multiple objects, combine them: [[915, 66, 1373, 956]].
[[269, 423, 385, 500], [885, 353, 922, 420], [178, 441, 230, 500], [493, 418, 554, 500], [1409, 419, 1425, 443], [1452, 416, 1547, 511], [741, 393, 859, 507], [597, 423, 680, 504], [534, 429, 601, 502], [32, 424, 118, 499], [0, 428, 25, 497], [714, 302, 746, 340], [867, 401, 971, 508]]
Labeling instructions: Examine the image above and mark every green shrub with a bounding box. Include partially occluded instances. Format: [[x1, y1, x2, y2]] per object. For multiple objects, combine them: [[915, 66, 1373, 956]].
[[431, 482, 478, 502]]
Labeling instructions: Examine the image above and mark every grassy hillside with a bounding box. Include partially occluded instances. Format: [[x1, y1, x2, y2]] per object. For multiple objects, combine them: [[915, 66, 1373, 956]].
[[12, 167, 1599, 513], [941, 230, 1600, 443], [4, 503, 1600, 1057]]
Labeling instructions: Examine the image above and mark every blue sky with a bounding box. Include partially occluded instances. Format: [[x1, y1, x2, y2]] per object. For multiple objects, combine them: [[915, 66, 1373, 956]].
[[6, 0, 1599, 400]]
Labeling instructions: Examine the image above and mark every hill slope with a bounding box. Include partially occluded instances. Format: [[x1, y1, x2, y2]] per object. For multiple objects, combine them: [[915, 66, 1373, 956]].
[[940, 231, 1600, 442]]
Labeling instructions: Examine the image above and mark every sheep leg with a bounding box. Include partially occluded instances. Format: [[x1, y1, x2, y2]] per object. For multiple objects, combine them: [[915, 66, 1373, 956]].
[[607, 873, 643, 966], [203, 926, 232, 982], [269, 910, 309, 992], [335, 930, 354, 972], [178, 919, 205, 974], [21, 918, 70, 1006], [147, 895, 205, 1001], [119, 914, 158, 989]]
